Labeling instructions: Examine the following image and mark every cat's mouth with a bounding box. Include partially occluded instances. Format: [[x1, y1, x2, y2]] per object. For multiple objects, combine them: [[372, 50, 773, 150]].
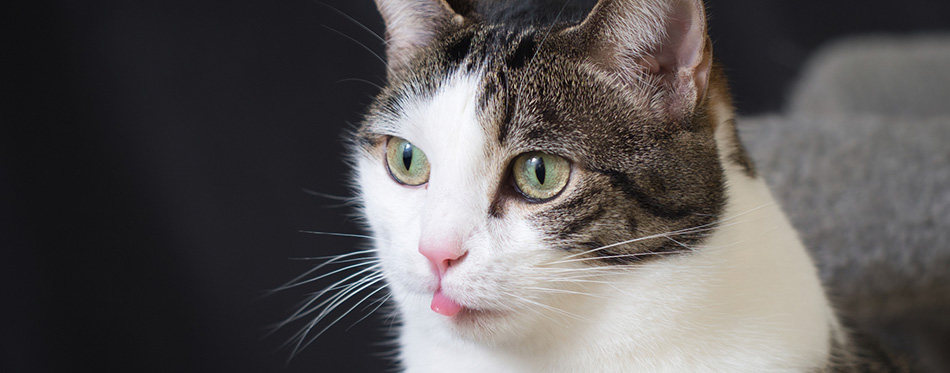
[[427, 288, 507, 322]]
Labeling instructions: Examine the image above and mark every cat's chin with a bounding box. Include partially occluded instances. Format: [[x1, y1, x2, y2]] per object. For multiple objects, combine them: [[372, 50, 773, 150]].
[[426, 302, 554, 346], [452, 307, 505, 324], [440, 307, 526, 343]]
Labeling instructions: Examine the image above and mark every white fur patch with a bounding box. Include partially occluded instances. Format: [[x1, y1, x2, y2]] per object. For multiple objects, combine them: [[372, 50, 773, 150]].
[[357, 70, 494, 298]]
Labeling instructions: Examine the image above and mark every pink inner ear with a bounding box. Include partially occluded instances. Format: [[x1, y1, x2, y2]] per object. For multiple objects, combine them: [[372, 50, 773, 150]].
[[655, 0, 706, 73], [645, 0, 712, 115], [643, 55, 662, 74], [374, 0, 462, 71]]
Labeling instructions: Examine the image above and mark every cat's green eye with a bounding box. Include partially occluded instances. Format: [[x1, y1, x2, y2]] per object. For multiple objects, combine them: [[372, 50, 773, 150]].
[[513, 152, 570, 201], [385, 137, 430, 186]]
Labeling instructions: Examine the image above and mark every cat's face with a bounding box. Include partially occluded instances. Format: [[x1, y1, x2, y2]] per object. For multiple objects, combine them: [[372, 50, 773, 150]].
[[354, 0, 723, 341]]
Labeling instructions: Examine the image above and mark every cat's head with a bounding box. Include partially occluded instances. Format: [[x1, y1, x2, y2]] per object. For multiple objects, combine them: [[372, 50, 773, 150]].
[[353, 0, 734, 342]]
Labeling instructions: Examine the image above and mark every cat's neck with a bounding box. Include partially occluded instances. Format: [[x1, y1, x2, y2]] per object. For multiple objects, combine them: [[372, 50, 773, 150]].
[[394, 87, 837, 372]]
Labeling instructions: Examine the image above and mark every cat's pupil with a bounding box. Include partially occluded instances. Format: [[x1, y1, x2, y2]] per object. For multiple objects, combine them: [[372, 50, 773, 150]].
[[402, 143, 413, 171], [534, 157, 546, 185]]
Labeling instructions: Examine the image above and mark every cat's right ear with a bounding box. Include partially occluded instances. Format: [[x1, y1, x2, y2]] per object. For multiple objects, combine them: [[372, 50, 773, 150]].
[[575, 0, 712, 120], [374, 0, 469, 73]]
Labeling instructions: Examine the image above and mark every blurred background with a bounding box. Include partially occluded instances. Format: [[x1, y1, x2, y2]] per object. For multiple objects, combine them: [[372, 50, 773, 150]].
[[3, 0, 949, 371]]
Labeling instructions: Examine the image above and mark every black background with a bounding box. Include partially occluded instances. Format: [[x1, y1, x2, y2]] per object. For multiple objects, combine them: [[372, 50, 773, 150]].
[[4, 1, 949, 372]]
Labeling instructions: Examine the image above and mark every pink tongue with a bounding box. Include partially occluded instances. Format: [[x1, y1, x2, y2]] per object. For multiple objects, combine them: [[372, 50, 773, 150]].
[[431, 289, 464, 316]]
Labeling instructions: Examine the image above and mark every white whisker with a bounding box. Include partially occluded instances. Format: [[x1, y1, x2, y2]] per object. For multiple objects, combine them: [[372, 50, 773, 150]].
[[501, 290, 588, 323], [322, 25, 389, 67], [544, 202, 775, 265], [265, 249, 376, 296], [291, 276, 389, 358], [523, 286, 606, 299], [270, 264, 383, 333], [282, 272, 384, 338], [297, 230, 378, 241], [272, 259, 379, 293], [314, 0, 387, 44], [301, 188, 353, 201], [348, 293, 393, 331], [551, 249, 686, 265], [530, 0, 572, 63], [337, 77, 384, 90]]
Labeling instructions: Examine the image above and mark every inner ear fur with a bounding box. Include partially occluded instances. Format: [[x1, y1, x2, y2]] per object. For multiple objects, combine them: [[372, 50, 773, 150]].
[[374, 0, 468, 74], [575, 0, 713, 119]]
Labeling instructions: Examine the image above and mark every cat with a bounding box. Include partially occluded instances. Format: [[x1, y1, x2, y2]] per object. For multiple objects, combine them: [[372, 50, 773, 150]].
[[313, 0, 910, 371]]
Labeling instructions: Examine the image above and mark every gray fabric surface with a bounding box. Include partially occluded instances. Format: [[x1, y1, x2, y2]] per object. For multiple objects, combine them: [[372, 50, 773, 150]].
[[788, 34, 950, 118], [739, 33, 950, 372], [741, 114, 950, 315]]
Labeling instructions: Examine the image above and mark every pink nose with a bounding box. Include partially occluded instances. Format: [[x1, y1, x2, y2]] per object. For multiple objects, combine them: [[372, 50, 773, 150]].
[[419, 243, 466, 278]]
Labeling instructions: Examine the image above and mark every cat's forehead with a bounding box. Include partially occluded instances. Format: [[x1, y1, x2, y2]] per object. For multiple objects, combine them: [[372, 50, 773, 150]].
[[364, 22, 674, 170]]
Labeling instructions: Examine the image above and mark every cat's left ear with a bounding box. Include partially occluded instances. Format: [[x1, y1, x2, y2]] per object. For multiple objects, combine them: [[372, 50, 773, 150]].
[[374, 0, 471, 74], [576, 0, 712, 118]]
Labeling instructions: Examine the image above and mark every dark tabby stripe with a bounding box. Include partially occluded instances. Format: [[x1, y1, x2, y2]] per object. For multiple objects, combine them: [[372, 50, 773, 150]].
[[571, 241, 641, 264], [505, 35, 537, 70], [496, 68, 514, 144], [597, 169, 693, 220], [444, 32, 476, 67], [479, 73, 499, 110], [568, 240, 688, 265], [557, 205, 606, 239]]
